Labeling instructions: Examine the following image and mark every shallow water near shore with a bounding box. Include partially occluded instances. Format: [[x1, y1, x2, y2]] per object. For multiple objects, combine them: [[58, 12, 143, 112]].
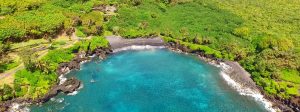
[[30, 49, 267, 112]]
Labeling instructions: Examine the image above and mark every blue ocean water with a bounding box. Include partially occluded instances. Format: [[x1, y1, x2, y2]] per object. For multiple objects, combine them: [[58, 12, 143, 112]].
[[30, 49, 267, 112]]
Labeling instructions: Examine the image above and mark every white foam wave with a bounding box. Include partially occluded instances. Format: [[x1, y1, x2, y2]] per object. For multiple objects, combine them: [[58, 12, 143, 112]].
[[50, 98, 64, 103], [80, 60, 89, 64], [67, 91, 78, 96], [113, 45, 165, 52], [220, 71, 278, 112], [9, 103, 30, 112], [67, 84, 83, 96], [59, 75, 67, 85], [78, 83, 84, 89], [89, 54, 96, 58]]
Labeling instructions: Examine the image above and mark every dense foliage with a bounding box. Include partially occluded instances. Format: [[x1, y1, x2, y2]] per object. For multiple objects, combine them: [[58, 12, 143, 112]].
[[14, 70, 57, 99], [0, 0, 106, 75], [0, 0, 105, 42], [0, 0, 299, 102], [0, 36, 109, 101], [106, 0, 300, 98], [0, 0, 109, 101]]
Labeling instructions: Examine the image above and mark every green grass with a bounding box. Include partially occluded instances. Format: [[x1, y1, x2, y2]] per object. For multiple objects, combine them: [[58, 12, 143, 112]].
[[280, 69, 300, 84], [51, 40, 67, 49], [75, 28, 87, 38], [0, 60, 19, 73], [11, 39, 48, 49], [0, 54, 21, 73], [103, 30, 113, 36]]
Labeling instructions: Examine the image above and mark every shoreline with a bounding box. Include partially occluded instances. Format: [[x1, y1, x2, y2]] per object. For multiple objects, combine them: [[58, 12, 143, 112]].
[[0, 46, 113, 111], [164, 41, 297, 112], [0, 36, 296, 111], [165, 44, 280, 112], [105, 36, 165, 50], [103, 35, 286, 111]]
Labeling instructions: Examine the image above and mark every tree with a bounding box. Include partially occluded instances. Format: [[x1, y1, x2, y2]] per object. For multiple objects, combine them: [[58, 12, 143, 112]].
[[2, 84, 13, 101], [35, 61, 51, 74], [19, 49, 37, 72], [233, 27, 250, 38], [0, 42, 10, 59]]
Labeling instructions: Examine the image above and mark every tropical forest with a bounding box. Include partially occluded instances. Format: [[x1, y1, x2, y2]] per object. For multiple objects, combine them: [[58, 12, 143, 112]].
[[0, 0, 299, 111]]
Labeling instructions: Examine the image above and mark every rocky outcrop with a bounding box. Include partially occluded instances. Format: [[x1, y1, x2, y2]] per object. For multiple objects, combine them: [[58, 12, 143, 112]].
[[57, 47, 112, 75], [267, 95, 300, 112], [91, 47, 113, 59], [166, 41, 300, 112], [0, 47, 112, 111], [36, 77, 81, 103], [290, 97, 300, 112], [0, 78, 81, 111]]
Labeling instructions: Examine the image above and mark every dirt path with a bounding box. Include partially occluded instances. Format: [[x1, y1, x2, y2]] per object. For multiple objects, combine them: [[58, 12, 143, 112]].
[[0, 50, 49, 86], [0, 34, 79, 86]]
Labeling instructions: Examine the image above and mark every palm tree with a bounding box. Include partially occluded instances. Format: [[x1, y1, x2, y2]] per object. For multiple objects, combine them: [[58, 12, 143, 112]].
[[35, 61, 44, 71], [35, 61, 51, 74]]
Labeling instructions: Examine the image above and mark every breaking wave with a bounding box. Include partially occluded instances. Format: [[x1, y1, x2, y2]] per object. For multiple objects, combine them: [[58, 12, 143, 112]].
[[219, 67, 278, 112]]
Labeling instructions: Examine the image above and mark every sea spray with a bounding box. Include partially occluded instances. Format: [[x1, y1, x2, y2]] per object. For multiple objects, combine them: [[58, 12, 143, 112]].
[[219, 62, 278, 112], [50, 98, 65, 103], [67, 83, 83, 96], [58, 75, 67, 85], [9, 103, 30, 112]]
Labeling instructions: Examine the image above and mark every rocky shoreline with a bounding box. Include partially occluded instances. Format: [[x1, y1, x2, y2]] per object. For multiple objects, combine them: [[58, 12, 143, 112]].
[[104, 35, 300, 112], [1, 36, 299, 112], [165, 41, 300, 112], [0, 47, 113, 112]]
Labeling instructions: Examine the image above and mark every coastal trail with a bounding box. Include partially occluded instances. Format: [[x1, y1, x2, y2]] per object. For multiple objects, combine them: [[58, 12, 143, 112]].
[[0, 34, 80, 86]]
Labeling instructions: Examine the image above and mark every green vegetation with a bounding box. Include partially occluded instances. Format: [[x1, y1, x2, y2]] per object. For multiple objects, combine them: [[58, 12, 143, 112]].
[[107, 0, 248, 60], [280, 69, 300, 84], [0, 0, 109, 102], [163, 36, 222, 58], [14, 70, 57, 99], [0, 84, 14, 101], [0, 0, 105, 42], [0, 59, 20, 73], [0, 36, 109, 101], [0, 0, 299, 103], [106, 0, 300, 98]]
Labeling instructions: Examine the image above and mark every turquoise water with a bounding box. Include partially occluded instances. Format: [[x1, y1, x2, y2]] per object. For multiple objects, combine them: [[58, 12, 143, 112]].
[[30, 49, 267, 112]]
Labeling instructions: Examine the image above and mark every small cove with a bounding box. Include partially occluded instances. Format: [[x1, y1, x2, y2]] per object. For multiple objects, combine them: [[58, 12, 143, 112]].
[[30, 49, 267, 112]]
